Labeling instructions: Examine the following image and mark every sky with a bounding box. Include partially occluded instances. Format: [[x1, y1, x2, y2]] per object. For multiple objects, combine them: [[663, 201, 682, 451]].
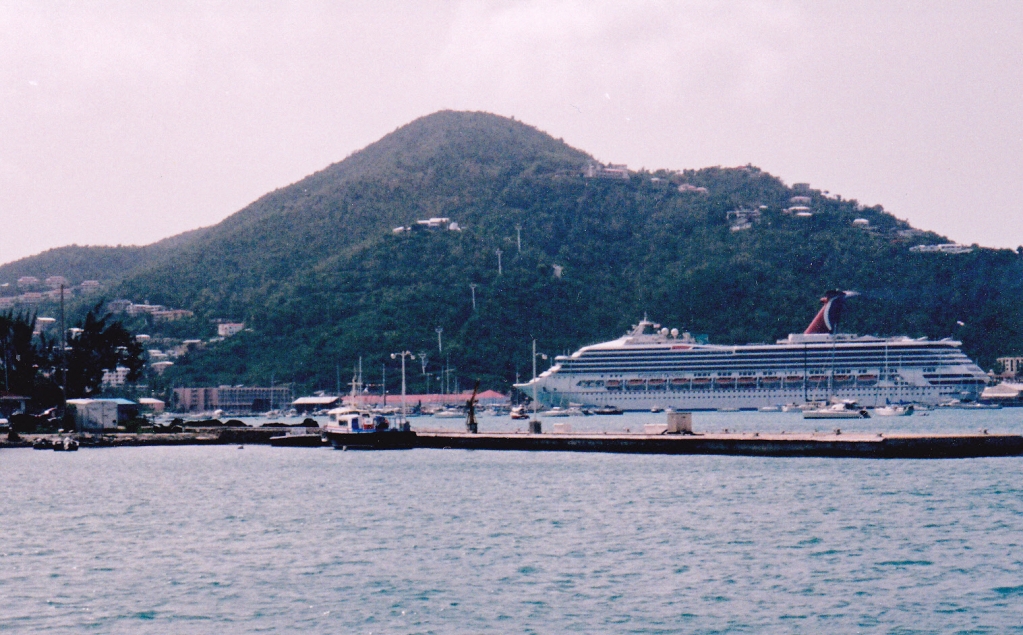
[[2, 1, 1021, 264]]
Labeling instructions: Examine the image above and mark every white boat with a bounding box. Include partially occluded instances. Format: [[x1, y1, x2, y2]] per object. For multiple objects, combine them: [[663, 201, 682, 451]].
[[874, 405, 914, 416], [432, 408, 464, 418], [514, 290, 987, 411], [758, 406, 781, 412], [542, 406, 584, 417], [803, 403, 870, 419]]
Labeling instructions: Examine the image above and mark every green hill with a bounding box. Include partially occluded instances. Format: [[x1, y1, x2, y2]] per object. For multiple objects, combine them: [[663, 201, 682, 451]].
[[0, 227, 210, 288], [6, 111, 1023, 395]]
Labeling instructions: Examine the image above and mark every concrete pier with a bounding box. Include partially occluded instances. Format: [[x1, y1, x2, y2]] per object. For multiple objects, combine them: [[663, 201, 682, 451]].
[[413, 431, 1023, 459], [5, 429, 1022, 458]]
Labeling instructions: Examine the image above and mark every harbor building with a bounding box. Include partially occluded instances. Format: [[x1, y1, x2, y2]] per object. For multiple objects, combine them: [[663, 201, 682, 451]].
[[67, 398, 140, 431], [173, 385, 293, 413], [997, 356, 1023, 377]]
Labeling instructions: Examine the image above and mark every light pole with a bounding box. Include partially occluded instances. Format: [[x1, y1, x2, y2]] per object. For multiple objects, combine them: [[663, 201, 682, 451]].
[[496, 249, 503, 275], [436, 327, 443, 354], [531, 339, 547, 430], [390, 350, 414, 429], [469, 283, 477, 311]]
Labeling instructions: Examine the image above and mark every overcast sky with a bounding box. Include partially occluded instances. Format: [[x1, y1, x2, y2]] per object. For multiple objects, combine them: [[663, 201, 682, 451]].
[[2, 1, 1021, 264]]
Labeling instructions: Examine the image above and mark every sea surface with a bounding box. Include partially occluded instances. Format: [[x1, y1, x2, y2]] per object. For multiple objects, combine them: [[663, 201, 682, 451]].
[[1, 410, 1021, 633]]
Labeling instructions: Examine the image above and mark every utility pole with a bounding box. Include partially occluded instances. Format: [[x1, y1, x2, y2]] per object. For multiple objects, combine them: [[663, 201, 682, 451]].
[[59, 284, 66, 410], [382, 363, 386, 406], [469, 283, 477, 311], [436, 327, 443, 354], [496, 249, 503, 275], [515, 224, 522, 253], [391, 351, 414, 428]]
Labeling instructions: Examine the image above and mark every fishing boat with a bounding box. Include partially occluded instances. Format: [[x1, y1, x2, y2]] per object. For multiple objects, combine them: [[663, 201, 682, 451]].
[[322, 407, 415, 450]]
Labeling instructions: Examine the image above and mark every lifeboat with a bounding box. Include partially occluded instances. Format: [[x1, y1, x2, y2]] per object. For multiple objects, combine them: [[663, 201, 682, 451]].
[[625, 378, 647, 390], [833, 374, 854, 385], [761, 376, 781, 387], [605, 379, 623, 390], [736, 376, 758, 388], [856, 374, 878, 385], [715, 377, 736, 388], [807, 375, 828, 384], [784, 375, 803, 385], [669, 377, 690, 390], [691, 377, 712, 389], [647, 378, 667, 391]]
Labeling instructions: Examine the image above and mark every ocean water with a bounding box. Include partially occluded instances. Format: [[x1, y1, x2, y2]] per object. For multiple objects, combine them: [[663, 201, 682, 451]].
[[1, 411, 1021, 633]]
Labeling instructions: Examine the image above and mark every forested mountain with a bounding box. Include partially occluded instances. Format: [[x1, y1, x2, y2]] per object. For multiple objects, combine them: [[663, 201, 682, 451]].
[[0, 227, 210, 287], [6, 111, 1023, 395]]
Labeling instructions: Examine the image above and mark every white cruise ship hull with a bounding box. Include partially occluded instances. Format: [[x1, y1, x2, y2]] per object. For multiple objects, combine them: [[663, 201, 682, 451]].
[[515, 314, 987, 412]]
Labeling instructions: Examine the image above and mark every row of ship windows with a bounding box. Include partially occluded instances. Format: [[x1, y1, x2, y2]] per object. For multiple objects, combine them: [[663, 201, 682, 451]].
[[576, 377, 882, 391]]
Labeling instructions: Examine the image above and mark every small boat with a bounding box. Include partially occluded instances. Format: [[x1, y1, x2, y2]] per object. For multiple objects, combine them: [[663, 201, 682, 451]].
[[803, 403, 870, 419], [52, 436, 79, 451], [432, 408, 464, 418], [510, 405, 530, 420], [874, 405, 914, 417], [650, 406, 664, 413], [269, 433, 325, 447], [669, 377, 690, 389], [590, 405, 624, 415], [542, 407, 571, 417], [758, 405, 781, 412], [625, 379, 647, 391], [784, 375, 803, 386], [604, 379, 623, 391], [647, 378, 667, 391]]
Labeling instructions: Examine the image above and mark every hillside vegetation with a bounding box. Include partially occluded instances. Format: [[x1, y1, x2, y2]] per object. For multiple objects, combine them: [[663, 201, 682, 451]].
[[5, 111, 1022, 396]]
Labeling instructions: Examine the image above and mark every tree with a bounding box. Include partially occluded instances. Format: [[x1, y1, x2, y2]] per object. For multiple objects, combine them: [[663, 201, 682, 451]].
[[0, 310, 38, 396], [62, 304, 145, 399]]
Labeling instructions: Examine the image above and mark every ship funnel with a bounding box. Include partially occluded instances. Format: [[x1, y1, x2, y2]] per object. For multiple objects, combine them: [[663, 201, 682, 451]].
[[803, 290, 857, 334]]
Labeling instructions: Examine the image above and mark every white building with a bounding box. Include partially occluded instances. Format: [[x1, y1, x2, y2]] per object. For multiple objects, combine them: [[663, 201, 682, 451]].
[[67, 398, 139, 431], [217, 322, 245, 337], [584, 161, 629, 180], [997, 356, 1023, 376], [909, 244, 973, 254], [102, 366, 131, 388]]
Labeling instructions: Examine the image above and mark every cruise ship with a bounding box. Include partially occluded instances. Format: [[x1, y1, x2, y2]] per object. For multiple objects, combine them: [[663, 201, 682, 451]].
[[514, 291, 988, 411]]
